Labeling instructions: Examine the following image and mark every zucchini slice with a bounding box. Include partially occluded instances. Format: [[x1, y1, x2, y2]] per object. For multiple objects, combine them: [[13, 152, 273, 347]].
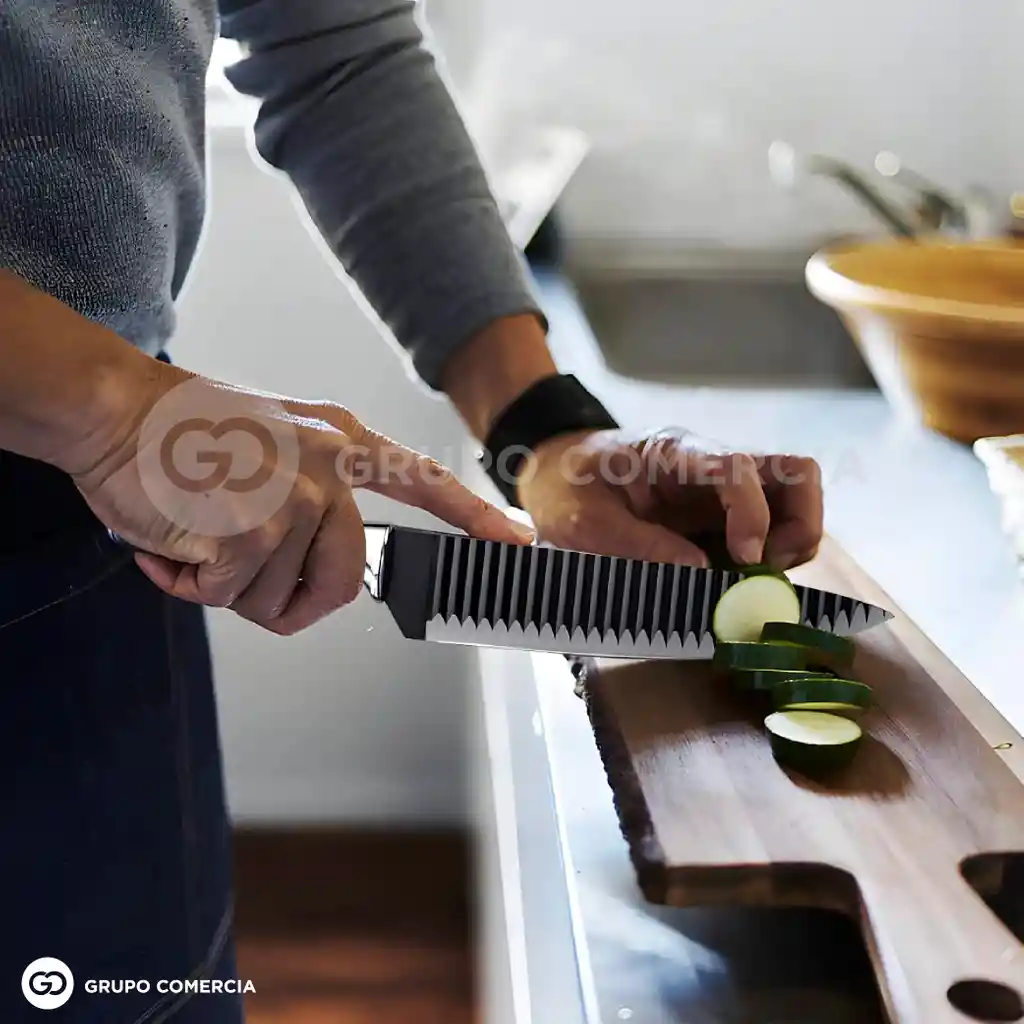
[[693, 534, 796, 591], [760, 621, 855, 671], [765, 710, 863, 774], [713, 641, 808, 672], [712, 574, 801, 644], [732, 668, 820, 692], [770, 676, 872, 716], [735, 563, 795, 584]]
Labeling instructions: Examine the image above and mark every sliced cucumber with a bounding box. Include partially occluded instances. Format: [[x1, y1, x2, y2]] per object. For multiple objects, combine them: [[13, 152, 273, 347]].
[[765, 710, 863, 775], [732, 668, 820, 692], [770, 676, 872, 716], [760, 621, 856, 672], [712, 574, 801, 644], [693, 534, 795, 589], [713, 641, 808, 672], [737, 566, 800, 602]]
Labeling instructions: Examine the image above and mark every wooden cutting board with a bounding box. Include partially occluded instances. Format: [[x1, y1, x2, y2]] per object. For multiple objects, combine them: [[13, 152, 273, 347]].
[[582, 536, 1024, 1024]]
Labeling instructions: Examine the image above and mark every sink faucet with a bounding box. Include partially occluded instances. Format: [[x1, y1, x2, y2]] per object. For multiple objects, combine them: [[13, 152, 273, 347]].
[[768, 141, 920, 238], [872, 151, 970, 235], [767, 141, 1005, 241]]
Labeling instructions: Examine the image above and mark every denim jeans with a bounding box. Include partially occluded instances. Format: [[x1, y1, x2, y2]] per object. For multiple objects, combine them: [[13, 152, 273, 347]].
[[0, 461, 243, 1020]]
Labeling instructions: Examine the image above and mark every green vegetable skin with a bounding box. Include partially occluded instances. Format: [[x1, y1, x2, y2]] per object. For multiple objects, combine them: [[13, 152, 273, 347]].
[[693, 533, 796, 586], [713, 641, 807, 672], [731, 563, 797, 587], [765, 710, 863, 774], [769, 675, 872, 715], [732, 668, 820, 691], [760, 621, 855, 672], [701, 554, 873, 779]]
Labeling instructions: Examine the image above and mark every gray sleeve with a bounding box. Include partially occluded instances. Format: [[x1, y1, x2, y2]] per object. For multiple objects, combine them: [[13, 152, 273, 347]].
[[217, 0, 547, 391]]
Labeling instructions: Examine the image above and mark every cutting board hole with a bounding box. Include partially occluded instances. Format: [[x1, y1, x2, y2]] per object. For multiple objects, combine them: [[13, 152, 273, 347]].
[[961, 854, 1024, 944], [947, 979, 1023, 1021]]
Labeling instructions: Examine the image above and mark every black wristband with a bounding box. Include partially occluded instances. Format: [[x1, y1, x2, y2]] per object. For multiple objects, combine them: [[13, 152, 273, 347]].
[[480, 374, 619, 507]]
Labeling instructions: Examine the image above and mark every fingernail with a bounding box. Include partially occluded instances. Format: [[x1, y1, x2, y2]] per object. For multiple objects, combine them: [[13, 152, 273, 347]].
[[737, 539, 764, 565], [510, 522, 537, 544]]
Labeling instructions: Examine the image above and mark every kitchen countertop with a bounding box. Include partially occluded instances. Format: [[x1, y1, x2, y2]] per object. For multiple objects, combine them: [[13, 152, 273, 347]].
[[471, 269, 1024, 1024]]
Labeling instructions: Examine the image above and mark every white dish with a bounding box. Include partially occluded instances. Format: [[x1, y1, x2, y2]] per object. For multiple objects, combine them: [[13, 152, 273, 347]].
[[974, 435, 1024, 566]]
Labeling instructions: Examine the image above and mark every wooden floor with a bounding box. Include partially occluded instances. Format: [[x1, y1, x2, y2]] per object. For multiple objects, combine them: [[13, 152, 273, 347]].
[[233, 829, 476, 1024], [236, 932, 474, 1024]]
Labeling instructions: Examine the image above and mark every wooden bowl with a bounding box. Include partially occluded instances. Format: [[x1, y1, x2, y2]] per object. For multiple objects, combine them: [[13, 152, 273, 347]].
[[806, 240, 1024, 443]]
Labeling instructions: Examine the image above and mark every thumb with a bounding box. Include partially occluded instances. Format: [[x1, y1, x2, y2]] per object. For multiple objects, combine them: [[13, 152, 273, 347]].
[[342, 427, 535, 545]]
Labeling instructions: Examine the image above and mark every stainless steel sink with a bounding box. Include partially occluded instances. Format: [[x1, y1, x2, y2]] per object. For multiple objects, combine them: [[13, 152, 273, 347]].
[[569, 274, 876, 388]]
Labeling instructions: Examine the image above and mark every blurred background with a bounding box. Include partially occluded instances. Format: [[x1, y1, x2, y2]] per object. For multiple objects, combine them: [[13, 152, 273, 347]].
[[180, 2, 1023, 1020]]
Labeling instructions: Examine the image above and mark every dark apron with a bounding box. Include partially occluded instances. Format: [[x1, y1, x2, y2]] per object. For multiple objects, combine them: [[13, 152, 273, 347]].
[[0, 354, 242, 1024]]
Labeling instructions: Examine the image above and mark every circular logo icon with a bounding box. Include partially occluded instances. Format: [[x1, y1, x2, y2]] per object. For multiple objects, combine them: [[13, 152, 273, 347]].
[[22, 958, 74, 1010], [135, 378, 301, 539]]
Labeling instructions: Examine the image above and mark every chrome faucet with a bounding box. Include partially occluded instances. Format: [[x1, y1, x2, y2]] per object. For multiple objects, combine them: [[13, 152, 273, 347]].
[[872, 151, 969, 235], [768, 142, 991, 240]]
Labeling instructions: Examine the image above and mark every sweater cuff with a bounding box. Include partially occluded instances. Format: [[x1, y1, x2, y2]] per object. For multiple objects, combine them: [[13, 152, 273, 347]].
[[409, 290, 549, 393]]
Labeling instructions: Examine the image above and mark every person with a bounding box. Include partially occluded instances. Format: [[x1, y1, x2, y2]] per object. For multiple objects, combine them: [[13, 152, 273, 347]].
[[0, 1, 823, 1020]]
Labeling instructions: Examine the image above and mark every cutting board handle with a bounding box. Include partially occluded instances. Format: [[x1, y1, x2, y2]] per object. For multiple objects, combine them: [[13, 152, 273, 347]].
[[858, 860, 1024, 1023]]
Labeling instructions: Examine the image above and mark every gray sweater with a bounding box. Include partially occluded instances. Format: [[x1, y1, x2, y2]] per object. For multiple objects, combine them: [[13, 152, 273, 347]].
[[0, 0, 543, 390]]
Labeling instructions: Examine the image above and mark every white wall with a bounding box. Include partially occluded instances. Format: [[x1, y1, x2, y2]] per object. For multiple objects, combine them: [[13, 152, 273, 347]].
[[173, 131, 479, 825], [448, 0, 1022, 252]]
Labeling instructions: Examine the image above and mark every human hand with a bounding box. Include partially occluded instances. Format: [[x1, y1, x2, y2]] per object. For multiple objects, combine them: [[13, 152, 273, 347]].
[[515, 427, 822, 570], [69, 363, 535, 634]]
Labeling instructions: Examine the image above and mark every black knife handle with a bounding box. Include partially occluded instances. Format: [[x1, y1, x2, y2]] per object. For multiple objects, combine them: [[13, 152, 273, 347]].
[[110, 524, 592, 686]]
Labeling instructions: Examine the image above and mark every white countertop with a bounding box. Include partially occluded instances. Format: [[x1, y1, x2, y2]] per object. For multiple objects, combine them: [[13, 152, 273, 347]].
[[472, 269, 1024, 1023], [535, 268, 1024, 728]]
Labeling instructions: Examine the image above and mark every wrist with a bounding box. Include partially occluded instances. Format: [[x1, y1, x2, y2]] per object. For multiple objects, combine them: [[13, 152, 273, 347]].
[[0, 271, 173, 476], [478, 375, 619, 508], [440, 313, 557, 440], [55, 348, 176, 480]]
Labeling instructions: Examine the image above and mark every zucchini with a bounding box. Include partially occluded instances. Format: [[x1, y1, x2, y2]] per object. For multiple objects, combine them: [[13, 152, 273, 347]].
[[712, 574, 801, 644], [760, 621, 855, 672], [713, 641, 808, 672], [732, 668, 820, 692], [734, 562, 795, 583], [765, 710, 863, 775], [693, 533, 795, 587], [770, 675, 872, 716]]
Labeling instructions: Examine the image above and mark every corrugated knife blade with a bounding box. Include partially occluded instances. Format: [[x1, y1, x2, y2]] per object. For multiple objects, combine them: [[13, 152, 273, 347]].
[[364, 523, 893, 660]]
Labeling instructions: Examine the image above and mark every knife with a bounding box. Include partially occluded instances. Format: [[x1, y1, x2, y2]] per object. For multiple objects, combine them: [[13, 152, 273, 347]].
[[362, 523, 892, 660], [107, 524, 891, 658]]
